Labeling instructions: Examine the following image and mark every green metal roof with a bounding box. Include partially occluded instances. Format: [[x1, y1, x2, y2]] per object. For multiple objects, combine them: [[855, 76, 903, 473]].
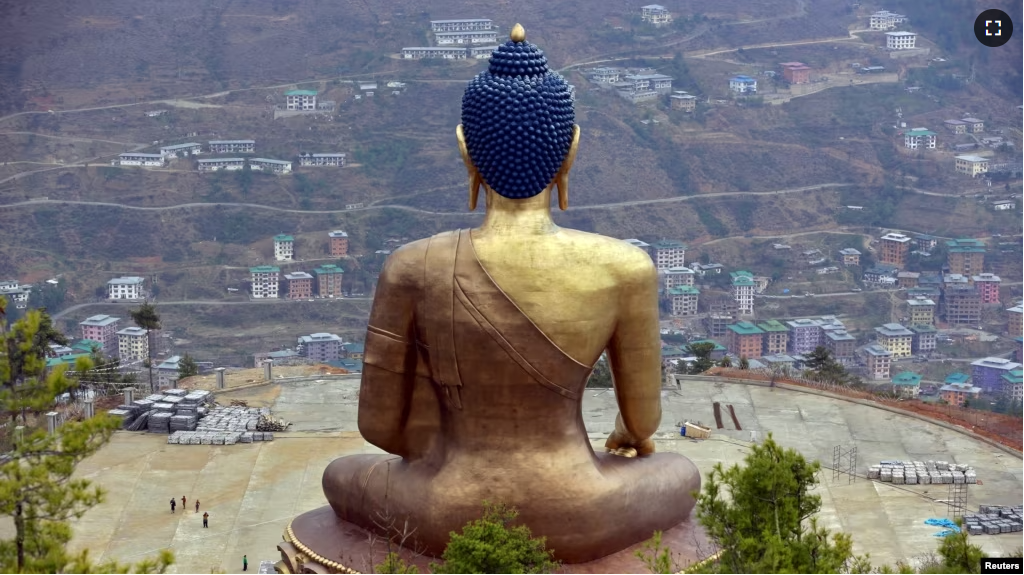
[[688, 339, 726, 352], [651, 240, 686, 250], [944, 372, 970, 385], [891, 371, 922, 386], [285, 90, 318, 96], [732, 276, 755, 286], [905, 129, 936, 136], [1001, 369, 1023, 384], [757, 319, 788, 332], [727, 321, 764, 336], [909, 324, 936, 334], [274, 234, 294, 242], [314, 264, 344, 274], [250, 266, 280, 273], [945, 239, 986, 253], [45, 353, 91, 369], [729, 270, 753, 279], [666, 286, 699, 295]]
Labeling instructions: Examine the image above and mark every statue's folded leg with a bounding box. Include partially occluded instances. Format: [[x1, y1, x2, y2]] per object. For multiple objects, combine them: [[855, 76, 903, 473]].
[[322, 454, 402, 527], [594, 451, 701, 531]]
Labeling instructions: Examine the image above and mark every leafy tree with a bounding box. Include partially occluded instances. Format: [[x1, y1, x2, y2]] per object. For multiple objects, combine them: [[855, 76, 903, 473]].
[[635, 531, 679, 574], [684, 342, 716, 374], [738, 356, 750, 370], [695, 435, 867, 573], [431, 502, 558, 574], [177, 354, 199, 380], [717, 357, 732, 368], [933, 520, 984, 574], [0, 298, 174, 573], [375, 552, 418, 574], [129, 302, 161, 393], [586, 357, 613, 388]]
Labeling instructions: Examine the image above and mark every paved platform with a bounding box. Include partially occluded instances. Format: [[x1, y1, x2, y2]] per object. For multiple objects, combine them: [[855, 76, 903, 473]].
[[1, 378, 1018, 573]]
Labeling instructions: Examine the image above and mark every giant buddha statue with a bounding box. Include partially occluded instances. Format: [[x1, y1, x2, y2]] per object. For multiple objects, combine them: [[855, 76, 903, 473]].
[[279, 25, 701, 572]]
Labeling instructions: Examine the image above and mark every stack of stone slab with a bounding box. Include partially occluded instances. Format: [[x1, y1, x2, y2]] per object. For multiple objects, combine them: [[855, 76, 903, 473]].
[[168, 405, 277, 446], [167, 429, 275, 445], [962, 505, 1024, 536], [867, 460, 977, 485]]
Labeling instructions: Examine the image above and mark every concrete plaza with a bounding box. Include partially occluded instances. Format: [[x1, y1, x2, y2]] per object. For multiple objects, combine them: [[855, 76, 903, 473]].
[[10, 377, 1020, 573]]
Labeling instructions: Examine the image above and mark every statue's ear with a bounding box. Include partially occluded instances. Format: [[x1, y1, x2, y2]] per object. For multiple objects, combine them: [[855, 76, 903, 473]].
[[457, 125, 482, 211], [554, 125, 580, 211]]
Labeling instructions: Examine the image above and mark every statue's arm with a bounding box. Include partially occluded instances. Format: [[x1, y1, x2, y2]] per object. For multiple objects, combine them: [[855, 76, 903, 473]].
[[357, 247, 422, 458], [605, 256, 662, 454]]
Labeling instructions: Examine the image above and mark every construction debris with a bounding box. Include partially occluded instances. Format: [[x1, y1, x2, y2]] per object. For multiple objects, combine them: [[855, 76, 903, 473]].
[[867, 460, 977, 484], [962, 505, 1023, 536], [256, 414, 290, 432]]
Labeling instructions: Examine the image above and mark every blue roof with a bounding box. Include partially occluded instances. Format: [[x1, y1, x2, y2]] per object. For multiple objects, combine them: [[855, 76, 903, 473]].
[[731, 75, 756, 81]]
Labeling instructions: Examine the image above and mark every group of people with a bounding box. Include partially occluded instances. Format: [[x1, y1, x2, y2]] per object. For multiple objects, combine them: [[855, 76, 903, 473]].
[[169, 495, 209, 528]]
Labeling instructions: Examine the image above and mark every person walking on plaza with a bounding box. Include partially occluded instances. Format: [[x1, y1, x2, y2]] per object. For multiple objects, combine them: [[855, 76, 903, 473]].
[[181, 495, 187, 510], [170, 498, 176, 513], [243, 555, 248, 571], [202, 512, 209, 528], [195, 499, 200, 514]]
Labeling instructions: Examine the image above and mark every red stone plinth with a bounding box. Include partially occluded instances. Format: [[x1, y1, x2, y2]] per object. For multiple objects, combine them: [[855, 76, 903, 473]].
[[276, 506, 711, 574]]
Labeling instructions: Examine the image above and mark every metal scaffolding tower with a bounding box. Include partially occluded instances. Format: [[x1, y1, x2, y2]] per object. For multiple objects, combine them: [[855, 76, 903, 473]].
[[947, 482, 968, 518], [832, 445, 858, 484]]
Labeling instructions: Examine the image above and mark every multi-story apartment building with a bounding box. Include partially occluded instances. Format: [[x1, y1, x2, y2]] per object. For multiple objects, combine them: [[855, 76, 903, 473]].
[[910, 324, 937, 354], [954, 155, 989, 177], [780, 62, 811, 84], [730, 271, 756, 315], [197, 158, 245, 172], [878, 232, 912, 266], [314, 264, 344, 298], [401, 47, 470, 60], [1008, 305, 1023, 337], [284, 272, 314, 300], [156, 355, 182, 389], [903, 129, 936, 150], [664, 286, 699, 317], [107, 276, 146, 300], [786, 319, 822, 355], [863, 344, 893, 380], [662, 266, 695, 289], [875, 323, 914, 359], [1002, 369, 1023, 402], [208, 140, 255, 154], [0, 281, 31, 309], [729, 75, 757, 94], [946, 239, 986, 275], [890, 371, 921, 398], [972, 273, 1001, 304], [907, 296, 936, 326], [274, 234, 294, 261], [159, 143, 202, 158], [430, 19, 493, 32], [641, 4, 673, 25], [727, 322, 765, 359], [328, 231, 349, 257], [435, 30, 498, 45], [757, 320, 789, 356], [298, 153, 346, 167], [250, 266, 280, 299], [670, 92, 697, 111], [117, 327, 150, 362], [885, 31, 917, 49], [971, 357, 1023, 393], [869, 10, 907, 30], [118, 153, 165, 167], [939, 381, 982, 407], [650, 240, 686, 270], [284, 90, 317, 111], [943, 284, 982, 325], [250, 158, 293, 174], [79, 315, 121, 355], [824, 330, 857, 364], [838, 248, 861, 266], [962, 118, 984, 133], [897, 271, 920, 288], [297, 333, 345, 363]]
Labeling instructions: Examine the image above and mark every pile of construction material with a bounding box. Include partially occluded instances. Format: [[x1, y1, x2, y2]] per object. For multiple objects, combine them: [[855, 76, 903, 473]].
[[867, 460, 977, 485], [256, 413, 290, 432], [962, 505, 1023, 536], [167, 430, 274, 445], [167, 405, 288, 446], [197, 405, 270, 433], [109, 389, 214, 432]]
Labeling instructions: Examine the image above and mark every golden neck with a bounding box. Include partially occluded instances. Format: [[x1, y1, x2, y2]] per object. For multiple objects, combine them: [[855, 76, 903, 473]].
[[479, 185, 558, 236]]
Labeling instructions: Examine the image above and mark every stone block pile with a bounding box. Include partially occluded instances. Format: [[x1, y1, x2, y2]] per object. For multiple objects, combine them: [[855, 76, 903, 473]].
[[108, 389, 213, 433], [168, 405, 286, 446], [167, 430, 275, 445], [963, 505, 1023, 536], [867, 460, 977, 485]]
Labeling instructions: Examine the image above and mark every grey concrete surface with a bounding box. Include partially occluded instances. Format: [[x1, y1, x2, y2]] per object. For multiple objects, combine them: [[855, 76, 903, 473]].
[[0, 378, 1017, 573]]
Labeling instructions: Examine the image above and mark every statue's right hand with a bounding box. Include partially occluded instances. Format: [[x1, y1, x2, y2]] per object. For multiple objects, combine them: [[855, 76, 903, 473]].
[[605, 430, 656, 456]]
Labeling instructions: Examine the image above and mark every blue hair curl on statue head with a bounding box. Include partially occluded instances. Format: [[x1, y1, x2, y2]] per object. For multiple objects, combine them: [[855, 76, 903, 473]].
[[461, 36, 575, 199]]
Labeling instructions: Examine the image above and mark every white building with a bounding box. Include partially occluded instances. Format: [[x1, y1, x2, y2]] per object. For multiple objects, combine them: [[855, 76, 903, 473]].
[[401, 47, 468, 59], [665, 286, 699, 316], [298, 153, 346, 167], [731, 272, 756, 316], [273, 235, 294, 261], [208, 140, 255, 154], [430, 19, 493, 32], [869, 10, 907, 30], [650, 240, 686, 271], [284, 90, 318, 111], [197, 158, 246, 172], [250, 158, 292, 174], [662, 266, 696, 289], [118, 153, 165, 167], [0, 282, 31, 309], [250, 266, 280, 299], [297, 333, 345, 362], [469, 45, 499, 59], [159, 143, 202, 158], [641, 5, 673, 25], [435, 30, 498, 45], [955, 155, 990, 177], [590, 67, 622, 83], [107, 276, 145, 300], [903, 128, 936, 150], [117, 327, 150, 362], [624, 74, 674, 93], [156, 355, 182, 389], [729, 75, 757, 94], [885, 31, 917, 50]]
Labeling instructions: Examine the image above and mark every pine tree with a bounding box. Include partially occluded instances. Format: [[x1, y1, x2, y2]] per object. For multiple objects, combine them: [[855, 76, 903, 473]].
[[431, 502, 558, 574], [177, 354, 199, 381], [684, 342, 716, 374], [0, 299, 174, 572], [129, 302, 161, 393]]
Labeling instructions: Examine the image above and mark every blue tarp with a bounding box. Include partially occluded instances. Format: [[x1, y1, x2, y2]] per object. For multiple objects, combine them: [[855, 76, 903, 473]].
[[924, 518, 961, 537]]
